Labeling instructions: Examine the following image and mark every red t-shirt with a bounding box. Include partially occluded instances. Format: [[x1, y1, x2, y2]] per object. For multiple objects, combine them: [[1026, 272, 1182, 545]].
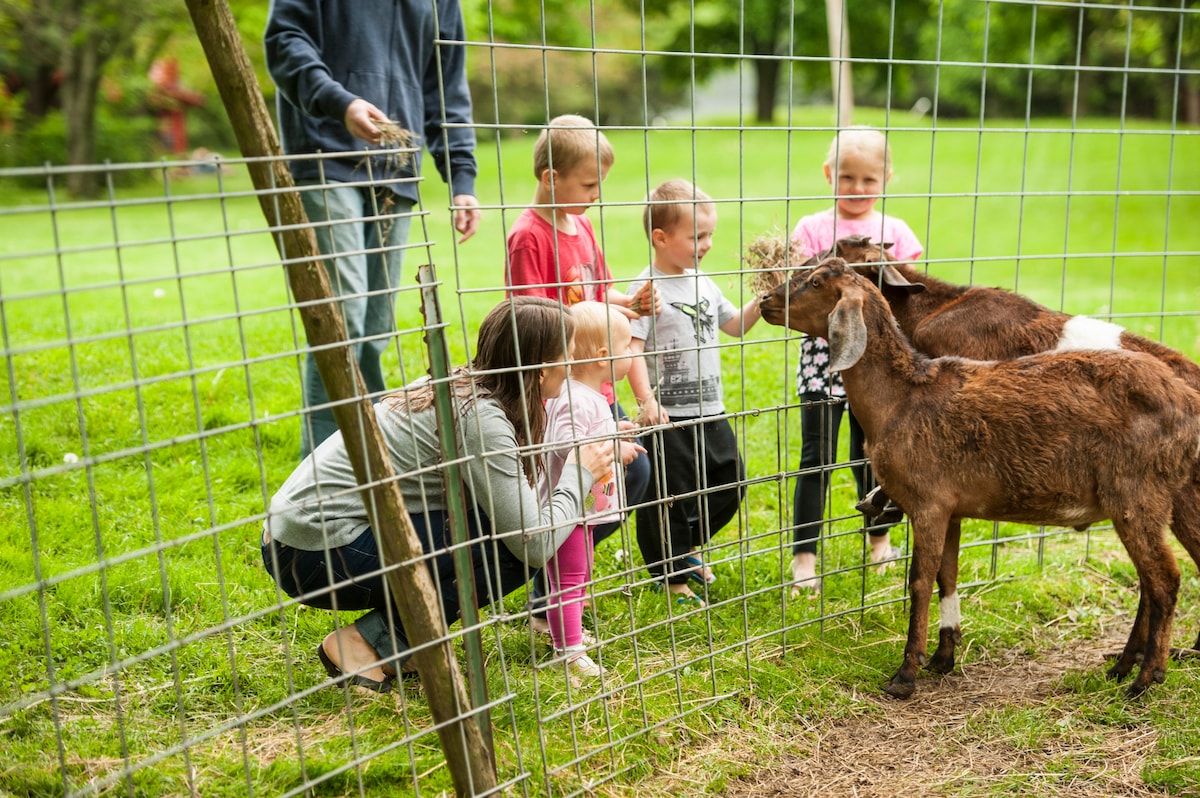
[[505, 209, 612, 305], [506, 208, 617, 404]]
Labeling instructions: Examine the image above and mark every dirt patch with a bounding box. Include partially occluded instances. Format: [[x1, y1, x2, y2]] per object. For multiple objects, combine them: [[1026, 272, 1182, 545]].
[[724, 628, 1165, 798]]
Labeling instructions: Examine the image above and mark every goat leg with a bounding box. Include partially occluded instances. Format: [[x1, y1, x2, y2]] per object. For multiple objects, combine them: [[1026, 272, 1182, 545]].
[[1129, 573, 1179, 697], [1168, 476, 1200, 653], [1110, 517, 1180, 696], [1107, 589, 1149, 683], [927, 521, 963, 675], [856, 485, 906, 526], [884, 519, 945, 699]]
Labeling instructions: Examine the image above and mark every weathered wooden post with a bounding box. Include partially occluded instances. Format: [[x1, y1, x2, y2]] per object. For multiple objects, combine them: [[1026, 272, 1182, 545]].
[[182, 0, 497, 793]]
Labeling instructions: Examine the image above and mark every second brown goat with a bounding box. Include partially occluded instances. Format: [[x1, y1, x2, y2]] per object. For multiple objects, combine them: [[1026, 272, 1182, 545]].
[[760, 258, 1200, 699]]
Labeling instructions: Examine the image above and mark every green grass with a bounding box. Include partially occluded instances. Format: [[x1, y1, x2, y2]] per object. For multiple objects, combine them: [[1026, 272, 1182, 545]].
[[0, 106, 1199, 796]]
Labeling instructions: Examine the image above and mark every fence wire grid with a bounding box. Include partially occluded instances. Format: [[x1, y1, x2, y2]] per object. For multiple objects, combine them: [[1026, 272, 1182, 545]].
[[2, 1, 1199, 796]]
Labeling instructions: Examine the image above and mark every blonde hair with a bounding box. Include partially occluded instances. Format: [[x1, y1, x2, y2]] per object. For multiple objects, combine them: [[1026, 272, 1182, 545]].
[[533, 114, 615, 179], [642, 178, 714, 239], [825, 126, 892, 175], [569, 300, 628, 361]]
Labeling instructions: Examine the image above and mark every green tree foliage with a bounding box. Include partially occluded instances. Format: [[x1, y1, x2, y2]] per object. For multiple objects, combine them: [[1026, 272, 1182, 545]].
[[464, 0, 683, 131], [0, 0, 184, 195], [619, 0, 940, 123], [610, 0, 1195, 124], [0, 0, 262, 192], [1, 0, 1194, 186], [912, 1, 1198, 121]]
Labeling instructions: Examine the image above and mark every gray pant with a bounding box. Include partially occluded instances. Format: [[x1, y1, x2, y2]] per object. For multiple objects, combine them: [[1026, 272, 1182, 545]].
[[297, 183, 414, 457]]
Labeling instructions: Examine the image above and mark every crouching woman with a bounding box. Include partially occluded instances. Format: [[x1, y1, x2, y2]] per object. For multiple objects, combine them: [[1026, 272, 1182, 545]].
[[262, 296, 616, 692]]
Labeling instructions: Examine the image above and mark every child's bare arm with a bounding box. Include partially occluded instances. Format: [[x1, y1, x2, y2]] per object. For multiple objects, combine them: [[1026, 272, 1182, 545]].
[[626, 339, 668, 425], [719, 297, 762, 338]]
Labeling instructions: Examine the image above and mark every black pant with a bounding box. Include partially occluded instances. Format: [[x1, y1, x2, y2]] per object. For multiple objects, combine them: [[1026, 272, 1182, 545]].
[[637, 417, 745, 583], [262, 509, 528, 661], [791, 394, 881, 556]]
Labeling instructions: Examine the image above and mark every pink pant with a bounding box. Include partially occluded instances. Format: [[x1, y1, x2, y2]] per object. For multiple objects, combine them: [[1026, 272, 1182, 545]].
[[545, 524, 594, 649]]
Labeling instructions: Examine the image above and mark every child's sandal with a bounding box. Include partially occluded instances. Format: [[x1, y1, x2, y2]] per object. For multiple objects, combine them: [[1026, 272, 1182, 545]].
[[652, 581, 707, 609], [681, 553, 716, 586]]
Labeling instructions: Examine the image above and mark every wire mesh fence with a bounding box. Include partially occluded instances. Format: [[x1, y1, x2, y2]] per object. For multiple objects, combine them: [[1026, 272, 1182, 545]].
[[2, 1, 1198, 795]]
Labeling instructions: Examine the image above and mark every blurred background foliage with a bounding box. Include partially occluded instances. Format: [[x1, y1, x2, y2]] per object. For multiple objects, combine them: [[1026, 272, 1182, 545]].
[[0, 0, 1195, 195]]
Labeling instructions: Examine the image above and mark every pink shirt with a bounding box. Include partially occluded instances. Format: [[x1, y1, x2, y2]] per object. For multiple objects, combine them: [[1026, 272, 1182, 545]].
[[543, 380, 623, 525], [792, 208, 923, 397], [791, 208, 924, 263]]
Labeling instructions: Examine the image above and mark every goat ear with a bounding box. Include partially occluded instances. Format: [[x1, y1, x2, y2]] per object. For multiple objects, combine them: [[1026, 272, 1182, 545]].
[[879, 264, 926, 294], [827, 293, 868, 371]]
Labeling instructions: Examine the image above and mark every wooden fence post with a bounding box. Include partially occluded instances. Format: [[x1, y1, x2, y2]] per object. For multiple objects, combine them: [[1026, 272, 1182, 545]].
[[181, 0, 497, 793]]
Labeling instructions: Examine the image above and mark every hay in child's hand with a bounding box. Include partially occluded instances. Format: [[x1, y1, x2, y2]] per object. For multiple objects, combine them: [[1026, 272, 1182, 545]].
[[376, 120, 418, 171], [744, 232, 794, 295]]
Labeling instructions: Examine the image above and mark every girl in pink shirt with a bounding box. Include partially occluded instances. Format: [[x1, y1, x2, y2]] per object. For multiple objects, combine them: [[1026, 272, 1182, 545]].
[[790, 127, 924, 597]]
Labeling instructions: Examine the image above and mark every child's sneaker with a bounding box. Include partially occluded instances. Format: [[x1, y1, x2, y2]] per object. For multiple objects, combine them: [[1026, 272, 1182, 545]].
[[556, 645, 605, 679], [530, 615, 597, 646]]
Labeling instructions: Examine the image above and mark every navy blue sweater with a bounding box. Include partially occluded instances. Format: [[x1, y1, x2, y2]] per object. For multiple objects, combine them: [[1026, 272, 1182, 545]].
[[264, 0, 477, 204]]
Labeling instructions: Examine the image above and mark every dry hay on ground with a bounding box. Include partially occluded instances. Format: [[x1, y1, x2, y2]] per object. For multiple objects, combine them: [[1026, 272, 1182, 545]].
[[723, 626, 1166, 798]]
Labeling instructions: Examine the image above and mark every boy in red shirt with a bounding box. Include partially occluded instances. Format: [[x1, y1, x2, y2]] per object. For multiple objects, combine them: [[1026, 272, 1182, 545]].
[[506, 114, 658, 636]]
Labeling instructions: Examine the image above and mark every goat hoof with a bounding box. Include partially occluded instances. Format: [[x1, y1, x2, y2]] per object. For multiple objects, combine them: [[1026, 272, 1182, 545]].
[[872, 504, 906, 527], [1106, 664, 1128, 682], [1126, 679, 1154, 699], [882, 677, 916, 699], [926, 654, 955, 675], [854, 486, 888, 517]]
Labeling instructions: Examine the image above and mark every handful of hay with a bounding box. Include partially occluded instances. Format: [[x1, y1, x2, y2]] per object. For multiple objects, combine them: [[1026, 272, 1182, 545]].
[[743, 232, 796, 296], [375, 120, 418, 171]]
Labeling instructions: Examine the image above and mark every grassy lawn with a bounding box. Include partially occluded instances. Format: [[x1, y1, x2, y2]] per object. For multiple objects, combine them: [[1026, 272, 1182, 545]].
[[1, 106, 1199, 796]]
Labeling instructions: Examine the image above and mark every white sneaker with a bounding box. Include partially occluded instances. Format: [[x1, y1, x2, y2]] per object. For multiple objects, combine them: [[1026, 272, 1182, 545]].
[[556, 645, 604, 678], [530, 616, 597, 646]]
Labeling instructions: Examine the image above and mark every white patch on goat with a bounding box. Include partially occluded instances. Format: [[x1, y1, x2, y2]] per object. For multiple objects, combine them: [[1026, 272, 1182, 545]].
[[939, 592, 961, 630], [1055, 316, 1124, 351]]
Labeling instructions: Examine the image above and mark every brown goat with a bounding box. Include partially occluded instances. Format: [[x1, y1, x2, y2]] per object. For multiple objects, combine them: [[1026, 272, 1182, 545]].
[[759, 258, 1200, 698], [829, 234, 1200, 654]]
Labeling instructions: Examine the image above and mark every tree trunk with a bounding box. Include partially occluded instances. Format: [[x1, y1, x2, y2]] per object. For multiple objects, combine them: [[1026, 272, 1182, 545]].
[[755, 58, 780, 123], [60, 24, 103, 196], [1184, 79, 1200, 126], [825, 0, 854, 127], [1070, 7, 1094, 118], [22, 65, 60, 119]]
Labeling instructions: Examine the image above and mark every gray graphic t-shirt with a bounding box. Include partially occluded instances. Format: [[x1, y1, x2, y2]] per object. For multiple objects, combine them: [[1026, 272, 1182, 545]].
[[628, 266, 736, 417]]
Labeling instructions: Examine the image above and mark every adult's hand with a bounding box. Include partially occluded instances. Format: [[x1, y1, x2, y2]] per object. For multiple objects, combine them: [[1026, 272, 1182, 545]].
[[573, 440, 615, 483], [452, 194, 481, 243], [343, 98, 389, 144]]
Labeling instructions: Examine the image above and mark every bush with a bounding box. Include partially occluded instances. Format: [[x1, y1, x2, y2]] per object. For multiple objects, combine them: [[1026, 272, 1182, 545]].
[[468, 46, 684, 140], [6, 108, 159, 189]]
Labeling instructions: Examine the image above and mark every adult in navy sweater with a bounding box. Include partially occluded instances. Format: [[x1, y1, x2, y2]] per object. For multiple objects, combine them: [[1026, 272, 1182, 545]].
[[266, 0, 481, 457]]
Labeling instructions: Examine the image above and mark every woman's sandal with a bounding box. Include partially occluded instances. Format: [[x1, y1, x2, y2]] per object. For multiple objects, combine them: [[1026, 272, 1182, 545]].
[[681, 554, 716, 587], [316, 643, 395, 694]]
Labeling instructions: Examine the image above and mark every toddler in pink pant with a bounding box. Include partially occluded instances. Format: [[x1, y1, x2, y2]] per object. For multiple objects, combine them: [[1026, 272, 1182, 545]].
[[542, 301, 640, 679]]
